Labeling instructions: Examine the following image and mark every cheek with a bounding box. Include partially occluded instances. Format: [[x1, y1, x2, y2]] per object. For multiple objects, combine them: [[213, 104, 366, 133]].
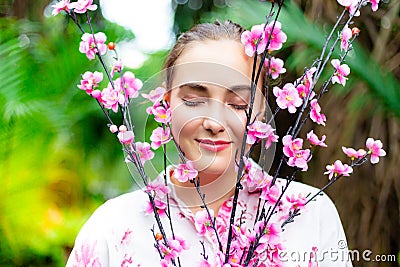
[[170, 104, 199, 142], [227, 110, 247, 142]]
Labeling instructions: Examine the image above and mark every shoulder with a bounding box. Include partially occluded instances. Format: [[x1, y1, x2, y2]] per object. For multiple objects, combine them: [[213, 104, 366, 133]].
[[278, 180, 353, 266], [66, 190, 153, 266], [74, 189, 150, 238], [97, 189, 148, 214]]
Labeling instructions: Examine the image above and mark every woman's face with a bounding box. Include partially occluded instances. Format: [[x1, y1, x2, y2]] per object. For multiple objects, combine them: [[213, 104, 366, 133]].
[[168, 39, 264, 181]]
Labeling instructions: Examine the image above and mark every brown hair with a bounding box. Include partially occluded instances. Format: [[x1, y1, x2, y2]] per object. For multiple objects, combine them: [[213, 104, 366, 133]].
[[164, 20, 267, 90]]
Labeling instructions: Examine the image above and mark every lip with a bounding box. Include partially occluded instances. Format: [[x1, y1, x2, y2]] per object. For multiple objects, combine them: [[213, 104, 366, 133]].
[[196, 139, 232, 152]]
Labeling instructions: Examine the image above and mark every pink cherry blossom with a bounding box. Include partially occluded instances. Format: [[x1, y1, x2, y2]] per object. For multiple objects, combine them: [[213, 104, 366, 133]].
[[307, 130, 327, 147], [152, 105, 172, 124], [194, 209, 214, 236], [117, 130, 134, 145], [248, 168, 272, 193], [110, 59, 123, 77], [145, 176, 170, 199], [173, 161, 198, 183], [247, 120, 278, 146], [77, 71, 103, 95], [369, 0, 380, 11], [310, 99, 326, 126], [245, 167, 272, 192], [255, 222, 282, 246], [331, 59, 350, 86], [119, 71, 142, 99], [342, 146, 367, 160], [241, 24, 267, 57], [52, 0, 71, 15], [273, 83, 303, 113], [260, 184, 280, 204], [69, 0, 97, 14], [264, 57, 286, 79], [265, 21, 287, 51], [101, 86, 124, 112], [287, 148, 311, 171], [282, 135, 303, 158], [79, 32, 107, 60], [324, 160, 353, 180], [337, 0, 360, 16], [135, 142, 154, 164], [366, 138, 386, 164], [341, 25, 353, 51], [111, 72, 143, 102], [142, 87, 166, 104], [296, 67, 316, 99], [146, 101, 159, 115], [282, 135, 311, 171], [242, 157, 272, 192], [144, 198, 167, 216], [158, 236, 189, 264], [230, 225, 250, 250], [150, 126, 171, 149], [286, 193, 307, 211], [264, 129, 279, 150], [91, 89, 101, 100]]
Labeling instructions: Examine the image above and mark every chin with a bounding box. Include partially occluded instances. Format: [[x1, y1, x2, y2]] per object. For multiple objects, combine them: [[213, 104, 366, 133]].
[[193, 155, 235, 176]]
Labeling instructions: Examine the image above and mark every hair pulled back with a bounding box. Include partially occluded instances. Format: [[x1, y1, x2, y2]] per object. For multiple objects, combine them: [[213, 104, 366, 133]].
[[164, 20, 245, 69], [163, 20, 247, 89]]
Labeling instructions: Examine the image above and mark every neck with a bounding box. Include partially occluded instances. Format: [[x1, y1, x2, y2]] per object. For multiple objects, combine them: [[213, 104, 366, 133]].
[[171, 169, 237, 215]]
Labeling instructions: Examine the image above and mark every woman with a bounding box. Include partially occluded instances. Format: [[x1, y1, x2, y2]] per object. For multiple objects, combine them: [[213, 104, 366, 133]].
[[66, 21, 352, 267]]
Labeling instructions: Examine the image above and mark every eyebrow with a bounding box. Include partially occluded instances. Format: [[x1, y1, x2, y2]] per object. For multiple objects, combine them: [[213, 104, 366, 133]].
[[178, 82, 207, 92], [178, 82, 251, 92], [229, 84, 252, 92]]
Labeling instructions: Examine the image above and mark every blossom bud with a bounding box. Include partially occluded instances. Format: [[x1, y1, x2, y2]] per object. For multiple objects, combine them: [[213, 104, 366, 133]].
[[109, 125, 118, 133], [119, 125, 127, 132], [155, 233, 163, 241], [351, 27, 360, 35], [108, 42, 115, 50]]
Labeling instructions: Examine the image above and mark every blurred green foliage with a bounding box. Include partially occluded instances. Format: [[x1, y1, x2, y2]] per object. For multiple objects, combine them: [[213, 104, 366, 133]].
[[0, 0, 398, 266], [0, 4, 139, 266]]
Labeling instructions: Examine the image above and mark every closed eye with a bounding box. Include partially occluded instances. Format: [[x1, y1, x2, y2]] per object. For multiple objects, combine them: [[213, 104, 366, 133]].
[[182, 98, 206, 106], [229, 104, 248, 110]]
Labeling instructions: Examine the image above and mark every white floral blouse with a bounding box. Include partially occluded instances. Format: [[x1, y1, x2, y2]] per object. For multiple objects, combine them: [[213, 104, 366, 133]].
[[66, 166, 353, 267]]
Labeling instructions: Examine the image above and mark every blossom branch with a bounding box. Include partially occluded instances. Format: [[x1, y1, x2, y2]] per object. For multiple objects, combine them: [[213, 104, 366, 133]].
[[224, 2, 284, 262], [192, 176, 224, 252], [305, 155, 368, 205]]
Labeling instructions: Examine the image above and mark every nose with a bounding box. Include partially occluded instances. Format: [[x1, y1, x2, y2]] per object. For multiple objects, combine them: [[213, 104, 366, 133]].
[[202, 117, 225, 134], [202, 100, 226, 134]]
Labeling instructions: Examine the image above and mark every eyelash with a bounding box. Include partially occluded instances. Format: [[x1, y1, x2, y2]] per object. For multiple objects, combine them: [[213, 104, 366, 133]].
[[229, 104, 248, 110], [182, 99, 204, 106], [182, 99, 248, 110]]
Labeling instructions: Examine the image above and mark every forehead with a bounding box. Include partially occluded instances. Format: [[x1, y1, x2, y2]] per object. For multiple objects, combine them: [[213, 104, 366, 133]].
[[171, 62, 254, 90], [170, 40, 256, 89]]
